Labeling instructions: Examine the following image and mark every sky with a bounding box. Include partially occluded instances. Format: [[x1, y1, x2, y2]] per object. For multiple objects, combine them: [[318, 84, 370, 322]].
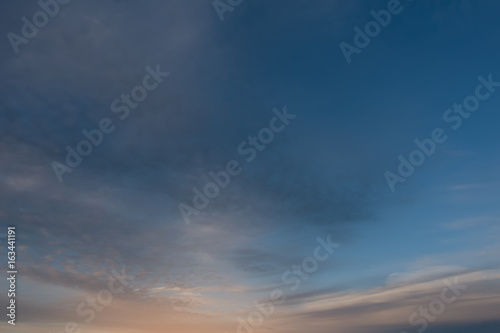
[[0, 0, 499, 332]]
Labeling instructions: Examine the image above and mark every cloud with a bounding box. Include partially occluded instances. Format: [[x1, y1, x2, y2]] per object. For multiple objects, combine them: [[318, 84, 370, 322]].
[[273, 268, 500, 333]]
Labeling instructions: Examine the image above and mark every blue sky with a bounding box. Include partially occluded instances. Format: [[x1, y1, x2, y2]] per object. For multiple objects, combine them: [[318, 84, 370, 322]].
[[0, 1, 499, 333]]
